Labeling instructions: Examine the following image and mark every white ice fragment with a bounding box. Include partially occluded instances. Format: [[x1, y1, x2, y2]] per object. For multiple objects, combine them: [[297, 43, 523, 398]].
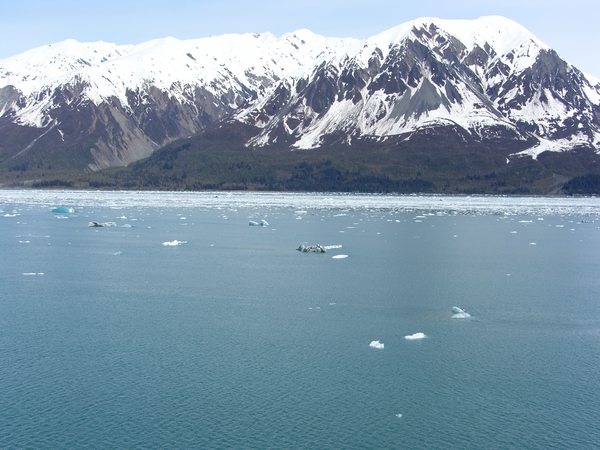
[[529, 242, 537, 245], [162, 240, 187, 246], [396, 414, 403, 419], [332, 254, 348, 259], [404, 332, 427, 340], [451, 306, 471, 319], [249, 220, 259, 226], [260, 219, 269, 226], [370, 340, 384, 349], [114, 251, 123, 256], [19, 240, 30, 244]]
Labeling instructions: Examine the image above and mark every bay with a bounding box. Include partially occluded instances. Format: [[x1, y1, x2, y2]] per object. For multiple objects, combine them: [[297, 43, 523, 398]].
[[1, 191, 599, 449]]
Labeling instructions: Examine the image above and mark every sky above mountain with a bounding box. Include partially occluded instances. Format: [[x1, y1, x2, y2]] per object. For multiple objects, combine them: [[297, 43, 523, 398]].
[[1, 0, 599, 77]]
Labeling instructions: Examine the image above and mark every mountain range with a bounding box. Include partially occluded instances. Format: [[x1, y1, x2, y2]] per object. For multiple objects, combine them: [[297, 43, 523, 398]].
[[1, 16, 599, 193]]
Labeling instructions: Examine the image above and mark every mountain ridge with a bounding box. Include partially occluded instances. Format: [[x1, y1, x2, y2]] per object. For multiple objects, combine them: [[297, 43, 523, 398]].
[[1, 16, 599, 193]]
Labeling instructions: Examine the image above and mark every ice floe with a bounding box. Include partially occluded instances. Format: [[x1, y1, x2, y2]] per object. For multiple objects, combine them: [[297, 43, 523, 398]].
[[369, 340, 384, 349], [88, 221, 117, 227], [249, 219, 269, 226], [405, 332, 427, 340], [162, 240, 187, 246], [451, 306, 471, 319], [332, 254, 348, 259], [51, 206, 74, 213], [297, 244, 328, 253]]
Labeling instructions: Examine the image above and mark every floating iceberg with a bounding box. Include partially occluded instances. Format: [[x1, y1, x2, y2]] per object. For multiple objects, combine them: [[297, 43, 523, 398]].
[[451, 306, 471, 319], [162, 240, 187, 246], [369, 340, 384, 349], [249, 219, 269, 226], [51, 206, 74, 214], [297, 244, 327, 253], [405, 332, 427, 340], [332, 254, 348, 259], [88, 221, 117, 227]]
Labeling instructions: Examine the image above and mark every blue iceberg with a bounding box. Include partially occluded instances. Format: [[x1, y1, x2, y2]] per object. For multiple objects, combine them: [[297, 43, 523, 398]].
[[52, 206, 74, 214]]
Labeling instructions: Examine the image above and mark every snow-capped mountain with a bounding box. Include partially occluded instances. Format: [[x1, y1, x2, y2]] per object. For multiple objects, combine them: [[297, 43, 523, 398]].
[[0, 16, 599, 173], [235, 17, 600, 157], [0, 31, 356, 169]]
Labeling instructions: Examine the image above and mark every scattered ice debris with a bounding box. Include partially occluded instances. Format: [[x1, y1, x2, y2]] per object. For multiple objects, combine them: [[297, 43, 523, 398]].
[[88, 221, 117, 227], [332, 255, 348, 259], [51, 206, 74, 214], [114, 251, 123, 256], [329, 302, 336, 306], [370, 340, 384, 349], [297, 244, 327, 253], [405, 332, 427, 340], [451, 306, 471, 319], [162, 240, 187, 246]]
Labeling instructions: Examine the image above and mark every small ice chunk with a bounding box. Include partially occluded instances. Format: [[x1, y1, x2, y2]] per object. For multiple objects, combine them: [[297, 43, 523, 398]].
[[451, 306, 471, 319], [249, 220, 259, 226], [51, 207, 74, 213], [162, 240, 187, 246], [369, 340, 384, 349], [332, 254, 348, 259], [260, 219, 269, 226], [404, 332, 427, 340], [396, 414, 403, 419]]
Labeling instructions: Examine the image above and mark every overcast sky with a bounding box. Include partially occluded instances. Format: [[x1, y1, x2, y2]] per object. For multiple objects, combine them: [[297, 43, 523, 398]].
[[1, 0, 599, 77]]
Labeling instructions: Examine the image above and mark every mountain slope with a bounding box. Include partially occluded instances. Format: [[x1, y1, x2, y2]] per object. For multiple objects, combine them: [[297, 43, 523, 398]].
[[0, 31, 356, 169], [0, 16, 599, 192], [234, 16, 600, 157]]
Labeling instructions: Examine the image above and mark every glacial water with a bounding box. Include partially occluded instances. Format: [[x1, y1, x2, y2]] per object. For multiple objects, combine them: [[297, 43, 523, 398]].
[[1, 191, 599, 449]]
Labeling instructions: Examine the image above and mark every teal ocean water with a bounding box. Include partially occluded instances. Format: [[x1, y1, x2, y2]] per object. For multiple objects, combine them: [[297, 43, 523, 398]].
[[1, 192, 599, 449]]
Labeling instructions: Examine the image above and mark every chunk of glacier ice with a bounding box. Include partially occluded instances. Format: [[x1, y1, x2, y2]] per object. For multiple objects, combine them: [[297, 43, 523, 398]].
[[405, 332, 427, 340], [369, 340, 384, 349], [451, 306, 471, 319]]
